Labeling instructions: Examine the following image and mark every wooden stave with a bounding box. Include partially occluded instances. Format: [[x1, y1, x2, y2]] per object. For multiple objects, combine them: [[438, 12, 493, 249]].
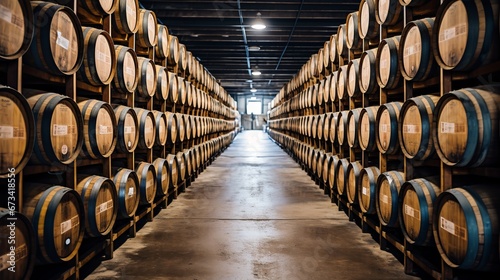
[[0, 0, 34, 60], [113, 105, 139, 153], [77, 27, 116, 86], [346, 161, 363, 204], [133, 108, 156, 150], [112, 168, 139, 219], [112, 0, 139, 35], [376, 102, 402, 155], [135, 162, 157, 205], [358, 166, 381, 214], [376, 171, 405, 227], [112, 45, 138, 95]]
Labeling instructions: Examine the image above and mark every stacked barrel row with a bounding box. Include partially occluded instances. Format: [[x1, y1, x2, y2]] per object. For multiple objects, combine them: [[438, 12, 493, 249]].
[[0, 0, 237, 279], [268, 0, 500, 277]]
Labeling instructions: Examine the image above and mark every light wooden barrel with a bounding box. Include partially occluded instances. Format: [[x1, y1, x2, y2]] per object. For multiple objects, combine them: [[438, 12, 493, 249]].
[[346, 161, 363, 204], [322, 113, 332, 142], [322, 75, 331, 103], [376, 36, 402, 89], [164, 112, 177, 144], [323, 40, 331, 70], [77, 27, 116, 86], [316, 48, 325, 76], [113, 105, 138, 153], [434, 185, 500, 271], [336, 111, 349, 146], [178, 44, 188, 72], [322, 153, 333, 184], [358, 106, 379, 151], [316, 151, 326, 178], [336, 24, 349, 57], [76, 175, 117, 237], [399, 18, 437, 81], [136, 57, 157, 98], [336, 158, 350, 195], [359, 48, 379, 95], [136, 9, 157, 48], [183, 114, 192, 141], [152, 110, 167, 146], [112, 168, 139, 219], [399, 95, 439, 160], [358, 0, 379, 40], [376, 102, 402, 155], [376, 0, 403, 26], [155, 66, 168, 101], [432, 0, 499, 71], [25, 2, 83, 75], [311, 115, 318, 139], [26, 91, 83, 165], [0, 208, 35, 280], [432, 86, 500, 167], [112, 0, 138, 35], [134, 108, 156, 149], [167, 35, 180, 65], [0, 86, 34, 177], [336, 65, 348, 101], [166, 154, 178, 188], [175, 113, 185, 142], [329, 112, 339, 143], [177, 76, 187, 105], [136, 162, 157, 205], [183, 150, 192, 177], [112, 45, 138, 95], [176, 151, 186, 183], [78, 99, 117, 159], [399, 177, 440, 246], [346, 12, 363, 50], [23, 185, 84, 263], [167, 71, 179, 103], [0, 0, 34, 60], [376, 171, 405, 227], [347, 108, 362, 148], [347, 58, 361, 98], [329, 72, 338, 102], [329, 34, 339, 64], [78, 0, 116, 17], [358, 166, 381, 214], [155, 25, 169, 59]]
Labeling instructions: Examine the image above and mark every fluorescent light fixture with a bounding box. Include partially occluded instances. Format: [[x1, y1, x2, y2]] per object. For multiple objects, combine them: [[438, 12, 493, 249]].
[[248, 46, 261, 51], [251, 70, 262, 76], [251, 12, 266, 30]]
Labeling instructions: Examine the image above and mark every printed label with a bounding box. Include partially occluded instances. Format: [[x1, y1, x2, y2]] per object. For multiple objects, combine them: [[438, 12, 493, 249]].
[[124, 126, 135, 134], [440, 216, 455, 235], [404, 204, 418, 219], [0, 126, 14, 138], [381, 124, 388, 133], [96, 199, 113, 215], [128, 187, 134, 196], [145, 126, 153, 134], [382, 194, 389, 204], [404, 43, 421, 57], [99, 125, 112, 135], [380, 59, 388, 69], [60, 215, 79, 234], [403, 124, 418, 134], [439, 24, 467, 42], [97, 50, 111, 64], [125, 66, 134, 75], [53, 124, 68, 136], [362, 187, 367, 196], [56, 31, 70, 50], [0, 4, 12, 24]]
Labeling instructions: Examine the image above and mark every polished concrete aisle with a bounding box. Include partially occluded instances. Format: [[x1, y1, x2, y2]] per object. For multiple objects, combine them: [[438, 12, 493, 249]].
[[88, 131, 416, 280]]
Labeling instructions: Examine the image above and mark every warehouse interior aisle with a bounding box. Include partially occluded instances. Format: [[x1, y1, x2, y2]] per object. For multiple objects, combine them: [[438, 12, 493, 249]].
[[87, 131, 415, 280]]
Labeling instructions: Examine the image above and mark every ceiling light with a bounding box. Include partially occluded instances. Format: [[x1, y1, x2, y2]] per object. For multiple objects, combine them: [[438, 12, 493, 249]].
[[248, 46, 261, 51], [221, 34, 229, 38], [251, 70, 262, 76], [250, 88, 257, 93], [251, 12, 266, 30]]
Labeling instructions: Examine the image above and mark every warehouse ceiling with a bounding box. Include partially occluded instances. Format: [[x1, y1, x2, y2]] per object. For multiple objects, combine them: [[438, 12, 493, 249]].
[[140, 0, 360, 99]]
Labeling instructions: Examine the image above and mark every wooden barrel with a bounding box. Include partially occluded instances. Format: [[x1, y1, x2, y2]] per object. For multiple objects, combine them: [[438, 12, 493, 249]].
[[152, 158, 169, 196], [323, 40, 331, 70], [26, 91, 83, 165], [166, 154, 178, 188], [336, 111, 349, 146], [152, 110, 167, 146], [358, 0, 379, 40], [432, 0, 499, 71], [329, 112, 339, 143], [113, 105, 138, 153], [155, 25, 169, 59], [0, 0, 34, 60], [358, 106, 379, 151], [377, 171, 405, 227], [346, 161, 363, 204], [136, 9, 157, 48], [112, 0, 139, 35], [433, 86, 500, 167], [78, 99, 117, 159], [135, 162, 156, 205], [136, 57, 157, 98], [336, 66, 349, 101], [434, 185, 500, 271], [358, 166, 381, 214], [346, 12, 363, 50], [316, 80, 324, 107], [112, 168, 139, 219], [322, 75, 331, 103], [183, 114, 192, 141], [376, 36, 402, 89], [322, 153, 332, 184], [376, 0, 403, 26], [134, 108, 156, 149], [175, 113, 185, 142], [316, 151, 326, 178], [183, 150, 192, 177], [78, 0, 116, 17], [176, 151, 186, 183], [177, 76, 187, 105], [336, 158, 350, 195], [399, 95, 439, 160], [164, 113, 177, 144], [167, 71, 178, 103], [112, 45, 138, 95], [0, 86, 34, 177], [77, 27, 116, 86], [347, 58, 361, 98], [399, 177, 440, 246], [322, 113, 332, 142], [155, 66, 168, 101], [336, 24, 349, 57], [359, 48, 379, 95], [376, 102, 402, 155], [76, 175, 117, 237], [0, 208, 35, 280], [399, 18, 437, 81], [347, 108, 362, 148], [167, 35, 180, 65], [311, 115, 318, 139], [329, 34, 339, 64], [178, 44, 188, 72], [328, 72, 338, 102], [23, 185, 84, 263], [25, 2, 83, 75]]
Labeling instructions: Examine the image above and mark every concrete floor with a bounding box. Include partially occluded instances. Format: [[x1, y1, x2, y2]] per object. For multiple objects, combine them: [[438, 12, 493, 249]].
[[87, 131, 418, 280]]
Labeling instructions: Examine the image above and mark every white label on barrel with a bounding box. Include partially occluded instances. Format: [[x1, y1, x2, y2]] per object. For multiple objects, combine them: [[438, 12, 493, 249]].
[[382, 194, 389, 204], [0, 126, 14, 138], [440, 216, 455, 235], [99, 125, 113, 135], [124, 126, 134, 134], [0, 4, 12, 24], [381, 124, 388, 133], [145, 125, 153, 134], [439, 24, 467, 42], [362, 187, 367, 196], [61, 144, 68, 155], [125, 66, 134, 75], [97, 50, 111, 64], [56, 31, 70, 50], [404, 204, 420, 220], [404, 43, 421, 58], [440, 122, 455, 133], [403, 124, 418, 134], [60, 215, 79, 234], [53, 124, 68, 136], [380, 59, 387, 69], [96, 199, 113, 215], [128, 187, 134, 196]]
